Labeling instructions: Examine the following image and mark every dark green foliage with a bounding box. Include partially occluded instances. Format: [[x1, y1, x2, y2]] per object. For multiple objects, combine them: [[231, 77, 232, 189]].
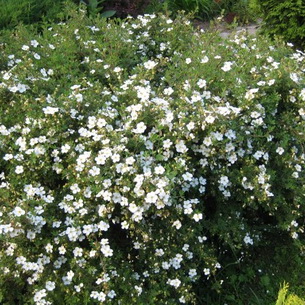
[[0, 0, 80, 30], [151, 0, 261, 23], [163, 0, 222, 20], [257, 0, 305, 49]]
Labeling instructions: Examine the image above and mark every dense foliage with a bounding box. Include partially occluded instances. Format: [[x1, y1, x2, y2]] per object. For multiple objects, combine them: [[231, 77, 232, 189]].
[[0, 0, 73, 30], [0, 8, 305, 305], [149, 0, 260, 23], [257, 0, 305, 49], [275, 283, 305, 305]]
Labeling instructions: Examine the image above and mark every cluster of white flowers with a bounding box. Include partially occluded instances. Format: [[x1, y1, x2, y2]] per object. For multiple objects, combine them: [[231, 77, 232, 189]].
[[0, 10, 305, 305]]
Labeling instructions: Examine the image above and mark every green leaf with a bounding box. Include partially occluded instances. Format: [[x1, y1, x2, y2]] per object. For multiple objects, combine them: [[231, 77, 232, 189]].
[[155, 154, 164, 161], [100, 10, 116, 18], [167, 170, 178, 179]]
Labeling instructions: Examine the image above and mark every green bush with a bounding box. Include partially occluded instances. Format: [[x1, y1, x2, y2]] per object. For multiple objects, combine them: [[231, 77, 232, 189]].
[[162, 0, 222, 20], [257, 0, 305, 49], [0, 0, 79, 30], [156, 0, 259, 23], [275, 282, 305, 305], [1, 8, 305, 304]]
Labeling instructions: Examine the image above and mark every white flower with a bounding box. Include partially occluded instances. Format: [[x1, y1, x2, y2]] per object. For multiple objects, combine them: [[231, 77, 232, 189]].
[[182, 172, 193, 181], [201, 55, 209, 63], [33, 289, 47, 302], [183, 201, 193, 215], [61, 144, 71, 153], [143, 60, 157, 70], [43, 106, 59, 115], [163, 139, 172, 149], [168, 278, 181, 288], [179, 296, 186, 303], [89, 166, 100, 176], [58, 246, 66, 255], [114, 67, 122, 73], [205, 115, 215, 123], [219, 176, 229, 187], [12, 207, 25, 217], [45, 281, 56, 291], [197, 79, 206, 88], [221, 61, 233, 72], [70, 183, 80, 194], [186, 122, 195, 130], [155, 248, 164, 256], [45, 243, 53, 253], [185, 58, 192, 64], [300, 89, 305, 101], [34, 53, 41, 60], [101, 244, 113, 257], [97, 221, 110, 231], [73, 247, 83, 257], [290, 73, 299, 83], [193, 213, 203, 222], [173, 220, 182, 229], [203, 268, 210, 275], [276, 147, 284, 155], [154, 165, 165, 175], [9, 83, 29, 93], [126, 156, 135, 165], [26, 231, 36, 240], [163, 87, 174, 96], [108, 290, 116, 299], [133, 122, 147, 134], [66, 270, 75, 281], [245, 88, 259, 100], [244, 234, 253, 245], [75, 93, 83, 102], [175, 141, 188, 153], [145, 191, 158, 204], [31, 40, 39, 47], [15, 165, 24, 174], [189, 269, 197, 278]]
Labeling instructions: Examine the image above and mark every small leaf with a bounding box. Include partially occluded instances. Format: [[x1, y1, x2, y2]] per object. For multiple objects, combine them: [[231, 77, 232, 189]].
[[155, 154, 164, 161], [88, 0, 98, 9], [100, 10, 116, 18]]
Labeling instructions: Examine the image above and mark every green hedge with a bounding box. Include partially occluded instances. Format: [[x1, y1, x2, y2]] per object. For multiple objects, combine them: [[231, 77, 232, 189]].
[[257, 0, 305, 49], [0, 0, 78, 30], [0, 8, 305, 304]]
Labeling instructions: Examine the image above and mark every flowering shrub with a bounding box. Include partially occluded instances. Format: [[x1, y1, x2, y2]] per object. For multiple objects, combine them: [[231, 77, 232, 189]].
[[0, 8, 305, 304]]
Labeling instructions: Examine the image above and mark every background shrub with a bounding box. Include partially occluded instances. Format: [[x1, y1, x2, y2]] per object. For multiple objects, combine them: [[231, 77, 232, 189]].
[[275, 282, 305, 305], [162, 0, 222, 20], [150, 0, 260, 23], [0, 8, 305, 305], [257, 0, 305, 49], [0, 0, 75, 30]]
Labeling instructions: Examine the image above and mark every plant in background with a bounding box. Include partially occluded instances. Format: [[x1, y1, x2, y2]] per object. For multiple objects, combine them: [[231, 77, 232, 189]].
[[257, 0, 305, 49], [163, 0, 222, 20], [275, 282, 305, 305], [0, 0, 76, 30], [1, 8, 305, 305], [80, 0, 116, 18], [229, 0, 261, 24]]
